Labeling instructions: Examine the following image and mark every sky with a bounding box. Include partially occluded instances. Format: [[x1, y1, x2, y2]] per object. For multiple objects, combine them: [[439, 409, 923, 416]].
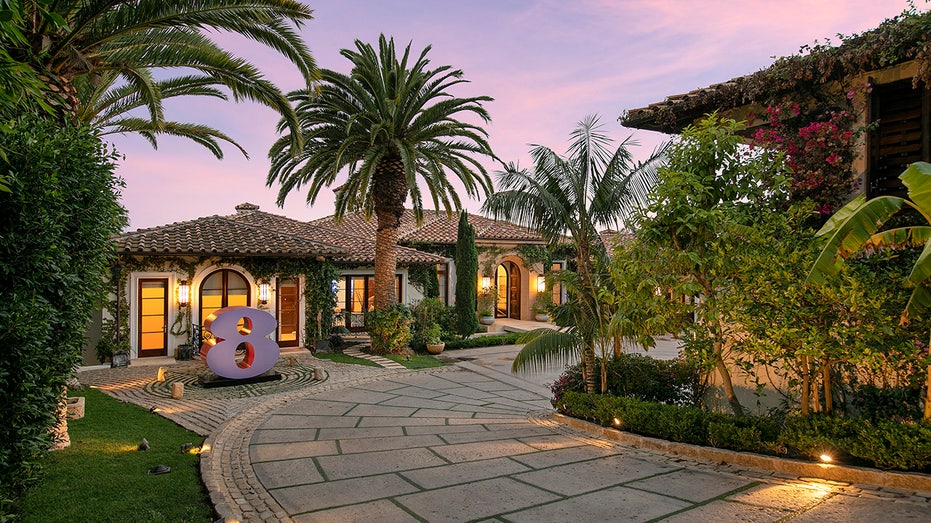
[[110, 0, 924, 231]]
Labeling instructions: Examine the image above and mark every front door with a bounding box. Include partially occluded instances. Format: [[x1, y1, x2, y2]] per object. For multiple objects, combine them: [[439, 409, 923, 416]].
[[138, 278, 168, 357], [507, 262, 521, 319], [278, 278, 299, 347]]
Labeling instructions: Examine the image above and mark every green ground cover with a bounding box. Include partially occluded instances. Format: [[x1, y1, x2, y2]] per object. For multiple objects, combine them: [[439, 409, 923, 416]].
[[20, 388, 213, 523]]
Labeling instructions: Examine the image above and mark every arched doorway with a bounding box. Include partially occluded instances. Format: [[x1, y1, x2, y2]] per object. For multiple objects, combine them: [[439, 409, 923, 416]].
[[199, 269, 250, 325], [495, 261, 521, 319]]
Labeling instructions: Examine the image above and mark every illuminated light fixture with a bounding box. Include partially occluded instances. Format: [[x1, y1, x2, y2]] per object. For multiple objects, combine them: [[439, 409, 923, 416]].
[[178, 280, 190, 307], [537, 275, 546, 293], [259, 282, 270, 304], [481, 276, 491, 290], [613, 417, 622, 427], [819, 453, 833, 463]]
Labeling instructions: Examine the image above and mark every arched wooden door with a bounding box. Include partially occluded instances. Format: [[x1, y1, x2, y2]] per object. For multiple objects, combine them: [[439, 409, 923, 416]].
[[495, 262, 521, 319]]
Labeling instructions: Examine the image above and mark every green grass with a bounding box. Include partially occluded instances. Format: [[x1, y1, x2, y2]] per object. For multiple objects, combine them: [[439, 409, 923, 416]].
[[20, 388, 214, 523], [385, 353, 447, 369], [314, 352, 380, 366]]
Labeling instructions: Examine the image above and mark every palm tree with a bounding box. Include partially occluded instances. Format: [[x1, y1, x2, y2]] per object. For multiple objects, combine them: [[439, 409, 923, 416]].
[[75, 71, 248, 159], [808, 161, 931, 421], [268, 34, 497, 309], [1, 0, 316, 152], [482, 115, 664, 392]]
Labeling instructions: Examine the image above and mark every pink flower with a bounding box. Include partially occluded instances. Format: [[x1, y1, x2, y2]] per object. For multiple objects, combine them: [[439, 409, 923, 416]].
[[825, 154, 841, 166]]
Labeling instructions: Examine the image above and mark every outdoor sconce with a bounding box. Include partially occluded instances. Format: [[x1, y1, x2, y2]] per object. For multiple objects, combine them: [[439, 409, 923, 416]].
[[259, 282, 270, 305], [178, 280, 190, 307], [481, 276, 491, 290], [537, 275, 546, 293]]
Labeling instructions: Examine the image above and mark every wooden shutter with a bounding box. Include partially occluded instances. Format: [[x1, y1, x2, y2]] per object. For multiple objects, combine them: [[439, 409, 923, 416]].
[[868, 79, 929, 198]]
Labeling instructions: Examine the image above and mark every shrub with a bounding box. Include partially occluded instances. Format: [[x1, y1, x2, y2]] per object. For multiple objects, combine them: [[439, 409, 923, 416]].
[[454, 213, 479, 337], [0, 115, 126, 504], [365, 305, 412, 355], [443, 332, 522, 350]]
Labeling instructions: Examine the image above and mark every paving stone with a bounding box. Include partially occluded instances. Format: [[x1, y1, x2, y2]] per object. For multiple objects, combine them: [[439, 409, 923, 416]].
[[272, 473, 419, 514], [430, 439, 539, 463], [315, 447, 449, 480], [261, 413, 360, 430], [510, 445, 621, 469], [505, 485, 691, 522], [515, 454, 678, 496], [626, 468, 754, 503], [253, 457, 324, 490], [660, 499, 790, 523], [249, 440, 338, 462], [316, 425, 405, 441], [357, 416, 447, 427], [517, 434, 587, 451], [395, 477, 560, 521], [400, 456, 532, 489], [344, 404, 418, 417], [337, 434, 446, 454], [251, 428, 318, 445], [725, 482, 835, 511], [292, 499, 420, 523], [792, 493, 931, 522]]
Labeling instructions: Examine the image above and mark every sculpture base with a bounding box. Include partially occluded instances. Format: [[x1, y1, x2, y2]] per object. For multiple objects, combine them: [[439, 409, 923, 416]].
[[199, 370, 282, 388]]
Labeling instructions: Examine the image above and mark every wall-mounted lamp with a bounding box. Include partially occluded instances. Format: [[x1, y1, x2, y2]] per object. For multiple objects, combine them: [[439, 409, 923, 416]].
[[178, 280, 190, 307], [537, 275, 546, 293], [481, 276, 491, 290], [259, 282, 270, 305]]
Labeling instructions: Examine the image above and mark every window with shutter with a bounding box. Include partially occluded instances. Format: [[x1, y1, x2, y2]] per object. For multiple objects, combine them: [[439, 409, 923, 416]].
[[868, 80, 929, 198]]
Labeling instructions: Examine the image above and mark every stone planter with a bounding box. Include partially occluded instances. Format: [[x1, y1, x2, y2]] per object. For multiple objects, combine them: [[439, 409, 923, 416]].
[[176, 343, 194, 360], [479, 315, 495, 325], [426, 342, 445, 355], [110, 350, 130, 368], [535, 313, 550, 322], [66, 396, 85, 420]]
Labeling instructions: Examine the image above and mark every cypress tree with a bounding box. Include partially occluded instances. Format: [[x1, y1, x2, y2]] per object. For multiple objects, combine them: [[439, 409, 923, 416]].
[[454, 212, 479, 336]]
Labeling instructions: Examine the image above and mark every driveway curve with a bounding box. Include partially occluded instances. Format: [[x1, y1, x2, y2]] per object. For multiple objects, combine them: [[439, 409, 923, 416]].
[[202, 361, 931, 523]]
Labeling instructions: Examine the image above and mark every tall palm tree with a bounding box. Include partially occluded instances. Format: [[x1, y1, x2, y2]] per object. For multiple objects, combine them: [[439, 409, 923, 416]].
[[808, 161, 931, 421], [483, 115, 664, 392], [1, 0, 316, 152], [268, 34, 497, 309]]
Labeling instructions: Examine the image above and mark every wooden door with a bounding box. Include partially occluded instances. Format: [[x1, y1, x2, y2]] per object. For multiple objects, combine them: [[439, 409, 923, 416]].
[[508, 262, 521, 319], [278, 279, 299, 347], [138, 278, 168, 357]]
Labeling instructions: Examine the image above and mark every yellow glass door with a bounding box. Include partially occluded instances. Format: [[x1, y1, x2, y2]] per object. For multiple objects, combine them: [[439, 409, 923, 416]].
[[278, 279, 299, 347], [138, 279, 168, 357]]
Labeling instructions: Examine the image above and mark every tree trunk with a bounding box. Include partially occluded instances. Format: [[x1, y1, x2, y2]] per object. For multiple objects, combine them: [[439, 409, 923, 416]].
[[714, 347, 744, 416], [373, 209, 400, 309], [800, 355, 810, 417], [925, 363, 931, 422], [822, 357, 833, 414], [371, 157, 408, 310], [582, 344, 597, 394]]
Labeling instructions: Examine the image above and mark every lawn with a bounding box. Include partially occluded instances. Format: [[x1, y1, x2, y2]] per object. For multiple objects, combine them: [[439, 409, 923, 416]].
[[19, 387, 214, 523]]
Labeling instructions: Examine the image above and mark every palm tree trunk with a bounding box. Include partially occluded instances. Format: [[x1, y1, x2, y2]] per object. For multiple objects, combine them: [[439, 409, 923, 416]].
[[800, 355, 810, 417], [821, 356, 833, 414], [582, 344, 597, 394], [374, 209, 400, 309]]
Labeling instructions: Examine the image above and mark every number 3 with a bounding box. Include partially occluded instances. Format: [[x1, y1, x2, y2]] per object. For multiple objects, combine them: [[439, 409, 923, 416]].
[[200, 306, 280, 379]]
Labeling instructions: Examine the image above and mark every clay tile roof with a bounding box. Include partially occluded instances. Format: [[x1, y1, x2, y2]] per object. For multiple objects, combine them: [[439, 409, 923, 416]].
[[309, 210, 545, 245], [115, 204, 445, 265], [114, 213, 344, 257]]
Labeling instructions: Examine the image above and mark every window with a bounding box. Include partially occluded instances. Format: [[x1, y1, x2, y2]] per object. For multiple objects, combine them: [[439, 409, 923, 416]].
[[551, 262, 565, 305], [336, 274, 403, 330], [199, 269, 250, 324], [869, 79, 930, 198]]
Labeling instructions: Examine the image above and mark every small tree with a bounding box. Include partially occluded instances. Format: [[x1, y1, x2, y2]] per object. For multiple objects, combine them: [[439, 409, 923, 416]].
[[454, 212, 479, 337]]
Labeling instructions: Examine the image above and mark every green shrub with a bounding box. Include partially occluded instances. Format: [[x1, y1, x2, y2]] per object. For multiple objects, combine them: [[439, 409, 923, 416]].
[[454, 213, 479, 337], [443, 332, 522, 350], [0, 115, 126, 505], [560, 393, 931, 472], [365, 305, 412, 355]]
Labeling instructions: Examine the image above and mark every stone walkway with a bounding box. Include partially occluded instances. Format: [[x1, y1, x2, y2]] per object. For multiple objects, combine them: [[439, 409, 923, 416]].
[[78, 349, 931, 522]]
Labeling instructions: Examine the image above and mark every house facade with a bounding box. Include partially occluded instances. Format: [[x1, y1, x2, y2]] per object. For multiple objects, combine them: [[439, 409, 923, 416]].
[[85, 204, 560, 364], [620, 10, 931, 202]]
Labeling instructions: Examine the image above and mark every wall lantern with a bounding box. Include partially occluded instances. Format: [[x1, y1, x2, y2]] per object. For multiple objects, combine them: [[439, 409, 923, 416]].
[[259, 282, 270, 305], [178, 280, 190, 307], [537, 275, 546, 293], [481, 276, 491, 290]]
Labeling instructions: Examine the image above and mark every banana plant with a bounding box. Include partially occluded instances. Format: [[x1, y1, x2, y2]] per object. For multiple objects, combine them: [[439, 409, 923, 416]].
[[807, 161, 931, 420]]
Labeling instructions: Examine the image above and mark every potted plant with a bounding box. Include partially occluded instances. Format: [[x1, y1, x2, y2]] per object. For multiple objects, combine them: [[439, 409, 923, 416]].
[[423, 323, 445, 354], [532, 292, 553, 322], [477, 287, 497, 325]]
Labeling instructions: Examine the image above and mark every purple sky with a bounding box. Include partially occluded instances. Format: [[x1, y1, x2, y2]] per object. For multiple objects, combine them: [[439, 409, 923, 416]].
[[112, 0, 920, 231]]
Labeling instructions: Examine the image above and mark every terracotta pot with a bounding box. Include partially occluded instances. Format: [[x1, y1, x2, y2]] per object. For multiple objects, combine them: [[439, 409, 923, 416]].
[[426, 342, 445, 355]]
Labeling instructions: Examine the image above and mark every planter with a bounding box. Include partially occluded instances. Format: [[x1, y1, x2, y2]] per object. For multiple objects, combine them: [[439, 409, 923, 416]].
[[535, 313, 550, 322], [176, 344, 194, 360], [66, 396, 85, 420], [426, 342, 445, 355], [479, 315, 495, 325], [314, 339, 332, 354], [110, 350, 130, 368]]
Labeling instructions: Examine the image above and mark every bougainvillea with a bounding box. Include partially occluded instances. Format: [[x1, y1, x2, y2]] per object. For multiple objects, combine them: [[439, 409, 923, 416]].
[[750, 83, 870, 216]]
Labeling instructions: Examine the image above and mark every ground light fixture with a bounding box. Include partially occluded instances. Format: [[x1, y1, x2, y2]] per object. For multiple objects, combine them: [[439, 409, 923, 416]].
[[178, 280, 190, 307], [819, 453, 833, 463]]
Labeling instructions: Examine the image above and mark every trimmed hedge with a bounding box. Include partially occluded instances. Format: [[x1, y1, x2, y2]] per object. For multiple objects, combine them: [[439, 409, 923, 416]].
[[443, 332, 522, 350], [559, 391, 931, 472], [0, 116, 126, 505]]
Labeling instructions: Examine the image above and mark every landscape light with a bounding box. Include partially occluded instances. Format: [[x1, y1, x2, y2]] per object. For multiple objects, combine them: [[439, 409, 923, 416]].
[[819, 453, 833, 463], [613, 417, 622, 427]]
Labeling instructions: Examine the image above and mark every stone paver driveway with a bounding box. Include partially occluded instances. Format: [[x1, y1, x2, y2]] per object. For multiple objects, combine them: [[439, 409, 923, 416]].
[[204, 365, 931, 522]]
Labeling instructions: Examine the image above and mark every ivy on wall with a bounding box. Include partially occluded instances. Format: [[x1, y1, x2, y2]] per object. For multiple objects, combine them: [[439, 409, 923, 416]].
[[408, 264, 439, 299]]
